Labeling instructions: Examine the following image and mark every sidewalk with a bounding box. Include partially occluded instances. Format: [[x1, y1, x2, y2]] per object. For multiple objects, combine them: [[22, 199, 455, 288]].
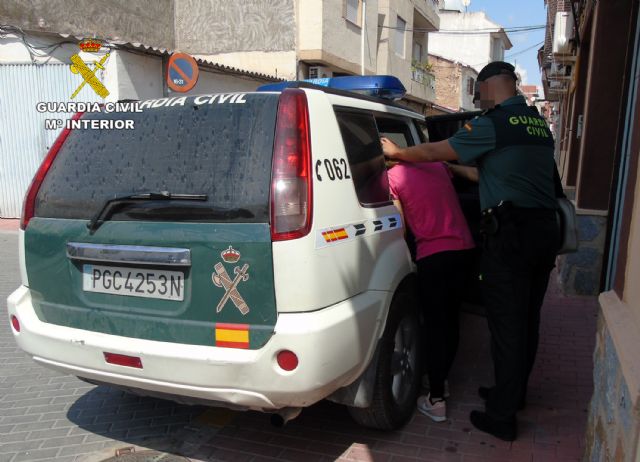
[[0, 219, 19, 233], [203, 281, 598, 462]]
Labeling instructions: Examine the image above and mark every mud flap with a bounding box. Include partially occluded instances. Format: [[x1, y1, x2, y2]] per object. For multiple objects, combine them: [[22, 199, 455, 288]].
[[326, 342, 381, 408]]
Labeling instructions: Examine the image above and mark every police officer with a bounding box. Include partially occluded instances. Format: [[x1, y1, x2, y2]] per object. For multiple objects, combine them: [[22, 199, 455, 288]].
[[381, 61, 560, 441]]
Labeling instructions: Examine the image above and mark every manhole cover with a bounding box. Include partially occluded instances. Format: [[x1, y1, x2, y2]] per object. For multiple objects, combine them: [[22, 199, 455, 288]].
[[101, 451, 191, 462]]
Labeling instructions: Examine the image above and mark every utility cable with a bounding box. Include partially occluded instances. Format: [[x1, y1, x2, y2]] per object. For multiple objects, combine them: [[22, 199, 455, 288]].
[[504, 41, 545, 59], [379, 24, 546, 34]]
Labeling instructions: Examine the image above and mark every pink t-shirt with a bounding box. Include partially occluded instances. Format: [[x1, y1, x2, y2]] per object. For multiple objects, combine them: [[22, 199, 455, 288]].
[[387, 162, 475, 260]]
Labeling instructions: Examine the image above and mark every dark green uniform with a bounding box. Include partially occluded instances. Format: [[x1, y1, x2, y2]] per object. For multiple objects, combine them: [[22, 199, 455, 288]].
[[449, 95, 557, 211], [447, 94, 561, 428]]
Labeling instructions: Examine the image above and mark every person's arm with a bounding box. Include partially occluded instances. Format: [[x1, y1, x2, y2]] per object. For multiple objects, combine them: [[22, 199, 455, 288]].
[[381, 137, 459, 163], [446, 163, 479, 182], [383, 115, 496, 167]]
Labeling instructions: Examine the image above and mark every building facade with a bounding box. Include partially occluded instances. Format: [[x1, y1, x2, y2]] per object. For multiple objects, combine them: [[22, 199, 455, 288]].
[[428, 4, 513, 74], [0, 0, 284, 218], [539, 0, 640, 459], [194, 0, 441, 113], [519, 84, 541, 106], [428, 53, 477, 112], [0, 0, 444, 218]]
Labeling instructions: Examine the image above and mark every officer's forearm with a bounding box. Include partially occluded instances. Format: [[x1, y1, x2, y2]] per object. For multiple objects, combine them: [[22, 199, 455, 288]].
[[397, 140, 459, 162]]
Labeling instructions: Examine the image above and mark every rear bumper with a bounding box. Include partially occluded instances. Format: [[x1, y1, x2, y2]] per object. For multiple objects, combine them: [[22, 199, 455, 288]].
[[7, 285, 387, 410]]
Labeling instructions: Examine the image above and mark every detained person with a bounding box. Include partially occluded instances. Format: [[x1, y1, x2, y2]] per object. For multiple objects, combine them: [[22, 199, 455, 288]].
[[386, 152, 474, 423], [381, 61, 560, 441]]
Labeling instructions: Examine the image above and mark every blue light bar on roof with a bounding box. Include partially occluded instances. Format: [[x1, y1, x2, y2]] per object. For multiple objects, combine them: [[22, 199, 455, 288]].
[[258, 75, 406, 100]]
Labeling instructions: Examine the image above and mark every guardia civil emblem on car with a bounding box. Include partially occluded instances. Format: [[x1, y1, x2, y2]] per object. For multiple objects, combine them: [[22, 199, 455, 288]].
[[212, 246, 250, 315]]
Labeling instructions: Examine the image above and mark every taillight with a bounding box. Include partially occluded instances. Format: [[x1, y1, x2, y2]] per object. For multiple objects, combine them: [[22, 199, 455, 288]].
[[104, 352, 143, 369], [277, 350, 299, 371], [10, 315, 20, 333], [270, 89, 312, 241], [20, 112, 84, 230]]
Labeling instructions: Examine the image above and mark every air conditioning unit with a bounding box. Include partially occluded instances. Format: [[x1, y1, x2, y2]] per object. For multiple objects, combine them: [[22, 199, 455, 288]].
[[553, 12, 574, 55], [548, 62, 573, 80], [550, 80, 567, 89], [309, 66, 333, 79]]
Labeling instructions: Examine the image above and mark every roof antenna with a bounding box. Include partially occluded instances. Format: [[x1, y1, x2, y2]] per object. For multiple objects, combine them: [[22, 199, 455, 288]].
[[461, 0, 470, 13]]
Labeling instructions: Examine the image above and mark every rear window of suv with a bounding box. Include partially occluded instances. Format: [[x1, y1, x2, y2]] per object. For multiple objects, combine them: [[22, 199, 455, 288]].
[[35, 94, 279, 223]]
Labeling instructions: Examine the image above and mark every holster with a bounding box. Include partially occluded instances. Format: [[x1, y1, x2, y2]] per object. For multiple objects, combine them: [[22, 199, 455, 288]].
[[480, 201, 513, 235], [480, 201, 519, 253], [480, 209, 499, 235]]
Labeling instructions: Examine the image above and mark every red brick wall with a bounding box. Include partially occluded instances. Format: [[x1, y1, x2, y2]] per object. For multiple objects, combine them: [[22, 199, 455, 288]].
[[430, 55, 461, 111]]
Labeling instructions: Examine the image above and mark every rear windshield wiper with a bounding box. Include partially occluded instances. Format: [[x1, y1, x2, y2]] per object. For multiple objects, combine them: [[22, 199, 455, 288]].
[[87, 191, 207, 234]]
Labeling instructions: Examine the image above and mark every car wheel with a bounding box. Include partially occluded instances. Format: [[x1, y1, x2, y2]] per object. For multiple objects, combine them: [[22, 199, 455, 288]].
[[348, 290, 422, 430]]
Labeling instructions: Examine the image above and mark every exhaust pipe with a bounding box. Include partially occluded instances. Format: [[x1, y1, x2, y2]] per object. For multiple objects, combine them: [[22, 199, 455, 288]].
[[270, 407, 302, 427]]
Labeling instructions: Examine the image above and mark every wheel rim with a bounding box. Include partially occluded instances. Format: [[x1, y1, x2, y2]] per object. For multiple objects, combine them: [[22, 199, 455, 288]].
[[390, 314, 418, 405]]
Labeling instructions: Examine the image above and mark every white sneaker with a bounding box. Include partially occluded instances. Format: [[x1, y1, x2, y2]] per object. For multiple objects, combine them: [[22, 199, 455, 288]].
[[417, 393, 447, 422], [420, 376, 450, 398]]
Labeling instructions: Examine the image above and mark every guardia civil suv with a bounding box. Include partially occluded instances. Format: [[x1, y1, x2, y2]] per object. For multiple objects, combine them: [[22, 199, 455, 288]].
[[8, 76, 463, 430]]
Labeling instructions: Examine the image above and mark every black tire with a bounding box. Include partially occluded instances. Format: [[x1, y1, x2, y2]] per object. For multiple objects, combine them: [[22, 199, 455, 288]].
[[348, 290, 423, 430]]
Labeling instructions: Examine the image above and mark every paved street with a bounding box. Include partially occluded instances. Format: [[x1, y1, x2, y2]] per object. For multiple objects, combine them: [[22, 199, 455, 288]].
[[0, 220, 598, 462]]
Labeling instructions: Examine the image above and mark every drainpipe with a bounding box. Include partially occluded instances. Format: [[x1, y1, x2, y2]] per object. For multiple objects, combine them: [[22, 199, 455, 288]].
[[361, 0, 366, 75]]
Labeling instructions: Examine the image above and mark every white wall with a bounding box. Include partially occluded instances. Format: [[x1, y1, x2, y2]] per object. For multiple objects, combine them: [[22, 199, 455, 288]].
[[377, 0, 416, 87], [178, 68, 266, 96], [112, 51, 163, 101], [428, 11, 510, 72], [193, 51, 296, 80], [298, 0, 324, 53], [321, 0, 378, 74]]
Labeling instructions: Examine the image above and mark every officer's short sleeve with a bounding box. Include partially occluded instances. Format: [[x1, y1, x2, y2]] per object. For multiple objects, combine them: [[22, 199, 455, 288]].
[[448, 116, 496, 165]]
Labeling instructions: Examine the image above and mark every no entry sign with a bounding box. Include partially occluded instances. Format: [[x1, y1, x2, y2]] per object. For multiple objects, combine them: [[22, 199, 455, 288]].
[[167, 53, 199, 92]]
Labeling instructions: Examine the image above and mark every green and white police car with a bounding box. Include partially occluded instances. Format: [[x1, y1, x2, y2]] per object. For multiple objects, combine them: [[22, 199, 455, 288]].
[[8, 76, 454, 430]]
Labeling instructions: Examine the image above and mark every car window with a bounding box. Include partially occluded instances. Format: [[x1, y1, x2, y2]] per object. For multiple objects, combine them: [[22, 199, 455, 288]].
[[375, 116, 416, 148], [415, 120, 429, 142], [334, 109, 390, 206], [35, 94, 279, 223]]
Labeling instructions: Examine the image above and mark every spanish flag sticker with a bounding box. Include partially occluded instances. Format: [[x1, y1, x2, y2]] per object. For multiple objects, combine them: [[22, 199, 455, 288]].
[[322, 227, 349, 243], [215, 323, 250, 349]]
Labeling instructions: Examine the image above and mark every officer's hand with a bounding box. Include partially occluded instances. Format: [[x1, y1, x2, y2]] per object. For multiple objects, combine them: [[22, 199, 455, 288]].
[[380, 137, 402, 159]]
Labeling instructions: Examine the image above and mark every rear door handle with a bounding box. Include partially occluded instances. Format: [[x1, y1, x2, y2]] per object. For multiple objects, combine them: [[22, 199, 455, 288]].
[[66, 242, 191, 267]]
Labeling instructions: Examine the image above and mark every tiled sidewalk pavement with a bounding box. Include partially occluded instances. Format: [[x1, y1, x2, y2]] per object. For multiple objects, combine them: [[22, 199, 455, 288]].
[[0, 223, 598, 462], [0, 220, 19, 233], [198, 282, 597, 462]]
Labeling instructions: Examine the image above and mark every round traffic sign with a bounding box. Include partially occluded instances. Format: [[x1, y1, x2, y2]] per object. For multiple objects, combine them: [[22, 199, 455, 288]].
[[167, 52, 199, 92]]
